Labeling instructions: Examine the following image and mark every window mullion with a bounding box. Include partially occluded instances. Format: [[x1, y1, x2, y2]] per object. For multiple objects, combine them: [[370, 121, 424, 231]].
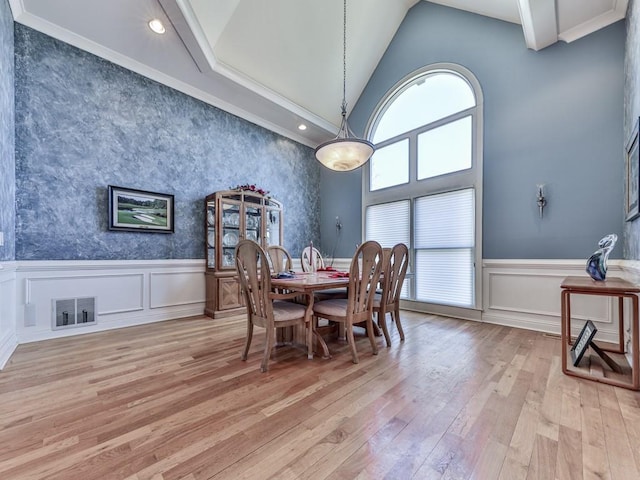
[[408, 131, 418, 184]]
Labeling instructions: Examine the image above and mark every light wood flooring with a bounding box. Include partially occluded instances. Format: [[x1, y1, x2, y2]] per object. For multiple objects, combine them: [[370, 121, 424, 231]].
[[1, 312, 639, 479]]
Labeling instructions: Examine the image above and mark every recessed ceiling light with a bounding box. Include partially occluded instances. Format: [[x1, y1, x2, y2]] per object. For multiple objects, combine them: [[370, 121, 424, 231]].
[[298, 124, 307, 131], [148, 19, 166, 35]]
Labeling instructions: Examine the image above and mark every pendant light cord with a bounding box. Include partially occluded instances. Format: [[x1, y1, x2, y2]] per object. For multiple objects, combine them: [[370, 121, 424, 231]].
[[341, 0, 347, 117], [313, 0, 374, 171]]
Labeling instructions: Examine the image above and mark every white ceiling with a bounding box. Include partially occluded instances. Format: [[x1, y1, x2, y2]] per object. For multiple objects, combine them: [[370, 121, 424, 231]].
[[8, 0, 628, 148]]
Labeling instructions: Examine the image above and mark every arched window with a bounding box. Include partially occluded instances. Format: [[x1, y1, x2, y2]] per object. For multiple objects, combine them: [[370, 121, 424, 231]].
[[364, 64, 483, 311]]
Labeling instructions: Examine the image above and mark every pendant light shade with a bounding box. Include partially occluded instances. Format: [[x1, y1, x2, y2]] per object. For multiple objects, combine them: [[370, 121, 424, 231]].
[[315, 106, 375, 171], [315, 0, 375, 171], [315, 137, 375, 172]]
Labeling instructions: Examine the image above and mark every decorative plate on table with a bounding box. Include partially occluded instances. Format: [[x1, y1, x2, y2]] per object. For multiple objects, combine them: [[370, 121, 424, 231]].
[[223, 231, 238, 247], [228, 212, 240, 226], [207, 210, 215, 226], [207, 231, 215, 247]]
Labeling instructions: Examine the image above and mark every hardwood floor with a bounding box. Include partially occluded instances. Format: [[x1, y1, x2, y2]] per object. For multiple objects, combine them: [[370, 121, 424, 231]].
[[1, 312, 639, 479]]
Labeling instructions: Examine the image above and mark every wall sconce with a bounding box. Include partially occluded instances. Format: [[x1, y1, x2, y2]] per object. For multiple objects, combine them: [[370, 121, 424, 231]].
[[536, 184, 547, 218]]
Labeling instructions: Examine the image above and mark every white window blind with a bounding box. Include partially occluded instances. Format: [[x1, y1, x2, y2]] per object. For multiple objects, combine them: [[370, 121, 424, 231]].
[[366, 200, 411, 299], [414, 189, 474, 306], [365, 200, 411, 248]]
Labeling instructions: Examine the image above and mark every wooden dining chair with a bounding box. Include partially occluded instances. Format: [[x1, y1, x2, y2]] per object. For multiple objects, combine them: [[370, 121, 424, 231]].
[[267, 245, 293, 273], [312, 240, 383, 364], [235, 240, 313, 372], [301, 246, 325, 272], [373, 243, 409, 346]]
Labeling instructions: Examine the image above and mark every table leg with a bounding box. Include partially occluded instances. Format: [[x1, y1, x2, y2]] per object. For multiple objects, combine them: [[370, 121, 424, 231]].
[[616, 296, 625, 354], [565, 290, 572, 344], [304, 294, 331, 359], [632, 294, 639, 389], [561, 289, 569, 374]]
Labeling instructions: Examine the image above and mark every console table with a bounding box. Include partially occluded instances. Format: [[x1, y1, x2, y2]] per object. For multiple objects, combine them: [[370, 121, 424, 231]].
[[560, 276, 639, 390]]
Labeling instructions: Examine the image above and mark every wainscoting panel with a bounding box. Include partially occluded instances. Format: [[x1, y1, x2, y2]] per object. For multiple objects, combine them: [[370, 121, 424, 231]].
[[150, 270, 206, 309], [621, 261, 640, 363], [0, 262, 17, 369], [4, 258, 638, 367], [15, 260, 206, 343], [482, 259, 625, 344], [26, 273, 144, 317]]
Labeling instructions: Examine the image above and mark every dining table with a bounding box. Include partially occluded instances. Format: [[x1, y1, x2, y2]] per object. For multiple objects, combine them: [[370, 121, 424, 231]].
[[271, 271, 350, 358]]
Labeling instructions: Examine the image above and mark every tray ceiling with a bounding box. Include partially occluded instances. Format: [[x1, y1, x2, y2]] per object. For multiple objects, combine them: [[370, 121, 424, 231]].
[[9, 0, 628, 148]]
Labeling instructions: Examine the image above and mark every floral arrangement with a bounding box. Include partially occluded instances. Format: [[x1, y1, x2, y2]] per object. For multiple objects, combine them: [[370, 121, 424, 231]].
[[232, 184, 270, 196]]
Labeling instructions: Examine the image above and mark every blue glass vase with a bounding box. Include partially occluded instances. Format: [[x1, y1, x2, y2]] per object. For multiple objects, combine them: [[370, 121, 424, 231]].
[[586, 234, 617, 281]]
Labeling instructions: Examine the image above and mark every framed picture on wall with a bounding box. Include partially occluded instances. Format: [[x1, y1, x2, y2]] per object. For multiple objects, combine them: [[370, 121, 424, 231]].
[[625, 117, 640, 221], [108, 186, 174, 233]]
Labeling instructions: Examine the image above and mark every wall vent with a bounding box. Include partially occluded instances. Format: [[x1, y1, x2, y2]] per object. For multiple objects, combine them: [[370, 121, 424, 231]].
[[52, 297, 97, 330]]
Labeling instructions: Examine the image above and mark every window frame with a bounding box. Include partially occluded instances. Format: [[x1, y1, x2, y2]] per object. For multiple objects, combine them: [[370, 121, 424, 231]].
[[362, 63, 484, 312]]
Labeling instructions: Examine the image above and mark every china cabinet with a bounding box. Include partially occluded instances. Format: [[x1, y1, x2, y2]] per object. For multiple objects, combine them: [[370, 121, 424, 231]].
[[204, 190, 283, 318]]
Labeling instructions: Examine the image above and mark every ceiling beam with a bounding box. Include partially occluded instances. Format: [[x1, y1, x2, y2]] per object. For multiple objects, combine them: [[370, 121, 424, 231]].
[[558, 0, 628, 44], [517, 0, 558, 51], [158, 0, 217, 73]]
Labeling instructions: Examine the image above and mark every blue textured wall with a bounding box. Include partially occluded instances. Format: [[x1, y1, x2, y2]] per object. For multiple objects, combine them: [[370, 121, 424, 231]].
[[14, 25, 319, 260], [624, 0, 640, 259], [320, 167, 362, 258], [0, 0, 15, 261], [342, 2, 626, 260]]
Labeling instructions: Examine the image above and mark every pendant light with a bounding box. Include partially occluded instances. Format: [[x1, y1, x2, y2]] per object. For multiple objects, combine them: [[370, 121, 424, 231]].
[[314, 0, 375, 171]]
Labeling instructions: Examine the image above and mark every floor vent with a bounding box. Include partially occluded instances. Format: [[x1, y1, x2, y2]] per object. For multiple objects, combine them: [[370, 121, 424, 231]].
[[52, 297, 97, 330]]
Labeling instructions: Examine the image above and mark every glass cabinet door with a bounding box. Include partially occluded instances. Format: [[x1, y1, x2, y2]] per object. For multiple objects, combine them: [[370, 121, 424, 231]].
[[245, 205, 262, 245], [220, 200, 241, 268], [206, 200, 216, 268], [265, 204, 281, 247]]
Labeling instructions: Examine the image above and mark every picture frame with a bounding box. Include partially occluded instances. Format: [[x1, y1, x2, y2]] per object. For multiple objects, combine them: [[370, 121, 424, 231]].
[[108, 185, 174, 233], [570, 320, 598, 366], [625, 117, 640, 221]]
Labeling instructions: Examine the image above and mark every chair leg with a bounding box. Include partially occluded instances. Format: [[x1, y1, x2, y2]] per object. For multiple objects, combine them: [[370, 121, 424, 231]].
[[377, 310, 391, 347], [345, 321, 359, 364], [393, 307, 405, 341], [366, 316, 379, 356], [241, 321, 254, 360], [261, 327, 275, 372]]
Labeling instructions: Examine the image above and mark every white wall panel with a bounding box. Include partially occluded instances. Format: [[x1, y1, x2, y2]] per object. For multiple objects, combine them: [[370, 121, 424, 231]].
[[3, 257, 638, 368], [0, 263, 17, 369], [487, 271, 611, 322], [15, 260, 206, 344], [482, 259, 624, 343], [150, 271, 206, 309], [26, 273, 144, 318], [621, 261, 640, 364]]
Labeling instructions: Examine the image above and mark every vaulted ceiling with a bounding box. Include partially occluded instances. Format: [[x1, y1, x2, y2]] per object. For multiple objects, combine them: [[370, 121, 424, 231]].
[[8, 0, 628, 148]]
